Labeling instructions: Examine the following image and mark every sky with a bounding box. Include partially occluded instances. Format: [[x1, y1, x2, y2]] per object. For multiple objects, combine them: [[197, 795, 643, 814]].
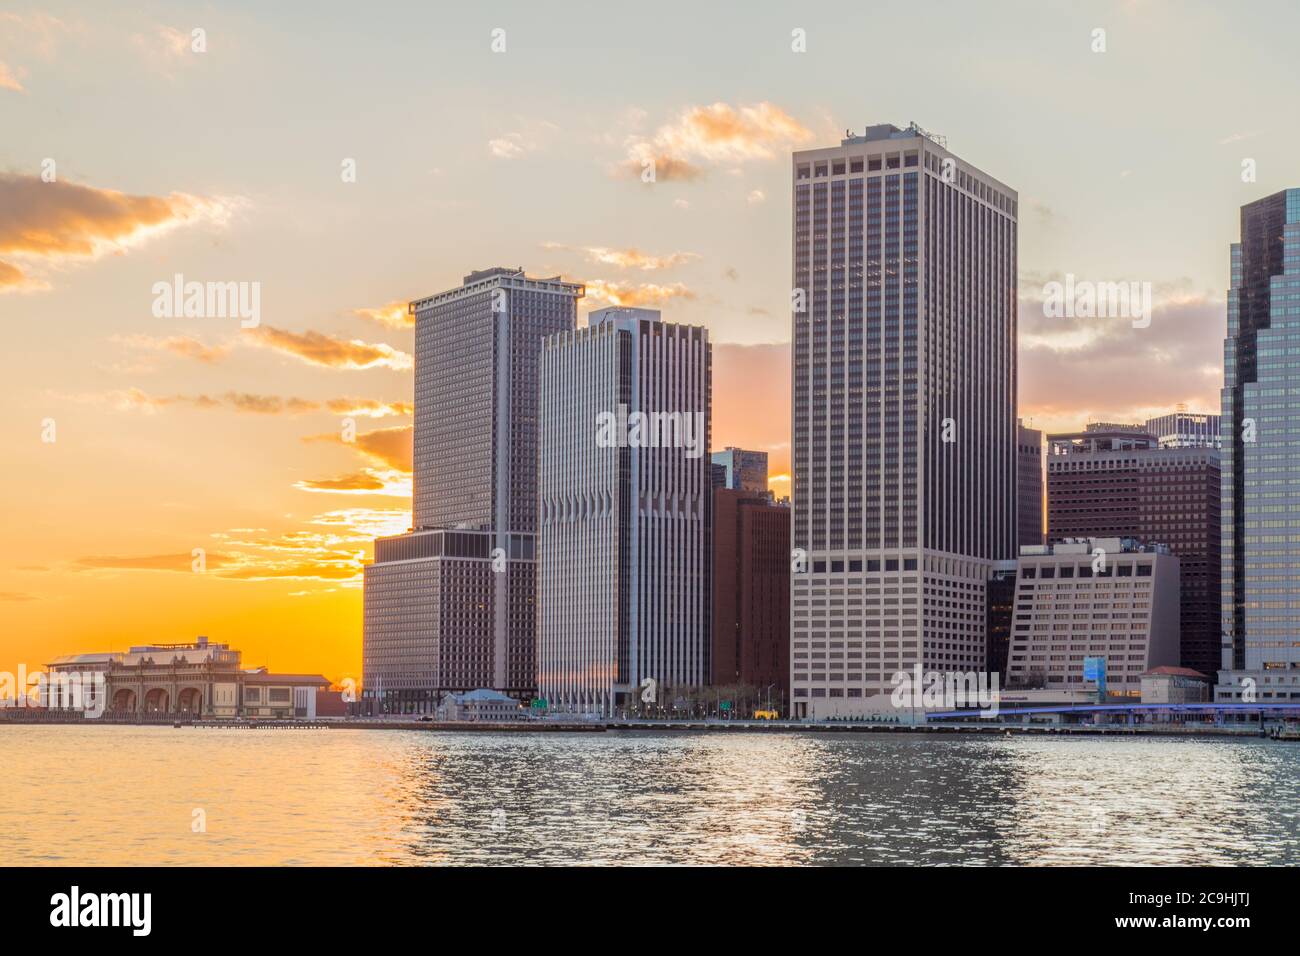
[[2, 0, 1298, 688]]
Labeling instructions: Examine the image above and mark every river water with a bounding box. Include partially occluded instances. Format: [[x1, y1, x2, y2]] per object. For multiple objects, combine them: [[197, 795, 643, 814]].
[[3, 725, 1296, 865]]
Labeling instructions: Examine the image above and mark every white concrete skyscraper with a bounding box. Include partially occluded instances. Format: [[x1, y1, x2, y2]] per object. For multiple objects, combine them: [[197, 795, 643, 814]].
[[536, 307, 712, 715], [362, 268, 583, 714], [789, 123, 1018, 718]]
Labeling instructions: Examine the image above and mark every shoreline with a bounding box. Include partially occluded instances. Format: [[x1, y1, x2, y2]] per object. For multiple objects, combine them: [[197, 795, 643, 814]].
[[0, 714, 1274, 740]]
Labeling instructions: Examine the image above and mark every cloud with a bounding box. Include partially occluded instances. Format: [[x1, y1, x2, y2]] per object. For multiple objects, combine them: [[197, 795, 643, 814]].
[[323, 398, 412, 418], [0, 591, 36, 602], [0, 172, 234, 292], [615, 102, 813, 181], [353, 300, 413, 330], [93, 387, 410, 418], [543, 242, 698, 271], [746, 189, 766, 204], [299, 424, 413, 498], [487, 120, 558, 160], [583, 279, 696, 308], [115, 334, 232, 364], [1218, 131, 1259, 145], [0, 61, 24, 92], [244, 326, 412, 370], [1018, 293, 1224, 431], [75, 552, 232, 572]]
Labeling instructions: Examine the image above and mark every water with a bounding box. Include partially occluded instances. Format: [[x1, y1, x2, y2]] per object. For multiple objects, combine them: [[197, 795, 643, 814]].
[[2, 725, 1296, 865]]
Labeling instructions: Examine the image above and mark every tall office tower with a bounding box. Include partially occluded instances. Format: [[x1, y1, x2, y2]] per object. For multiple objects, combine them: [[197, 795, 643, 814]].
[[1145, 407, 1222, 449], [1046, 426, 1221, 676], [1219, 189, 1300, 703], [537, 307, 712, 715], [1017, 419, 1043, 550], [362, 268, 582, 714], [789, 123, 1017, 718], [711, 447, 769, 494], [712, 488, 791, 709]]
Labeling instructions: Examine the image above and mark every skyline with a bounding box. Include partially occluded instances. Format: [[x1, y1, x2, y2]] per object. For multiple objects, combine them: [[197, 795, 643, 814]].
[[4, 0, 1299, 686]]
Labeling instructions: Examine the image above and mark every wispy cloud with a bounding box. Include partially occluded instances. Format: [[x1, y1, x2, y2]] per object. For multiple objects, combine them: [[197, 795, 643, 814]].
[[615, 102, 812, 181], [244, 326, 412, 370], [91, 387, 410, 418], [353, 300, 413, 330], [543, 242, 698, 271], [0, 61, 24, 92], [0, 172, 235, 292], [583, 278, 696, 308]]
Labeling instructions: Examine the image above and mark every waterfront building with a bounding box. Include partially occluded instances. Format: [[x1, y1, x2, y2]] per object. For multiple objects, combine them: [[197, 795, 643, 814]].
[[1220, 189, 1300, 702], [1006, 538, 1181, 696], [1046, 424, 1221, 675], [536, 307, 712, 715], [363, 268, 583, 714], [45, 636, 330, 718], [789, 123, 1018, 718], [712, 488, 791, 709]]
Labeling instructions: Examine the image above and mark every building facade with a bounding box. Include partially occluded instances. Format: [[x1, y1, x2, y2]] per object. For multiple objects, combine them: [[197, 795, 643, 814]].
[[1017, 419, 1043, 551], [46, 637, 330, 718], [363, 268, 582, 713], [1221, 189, 1300, 699], [537, 307, 712, 715], [1145, 408, 1221, 449], [711, 447, 769, 494], [1046, 424, 1221, 675], [790, 123, 1018, 718], [712, 488, 791, 708], [1006, 539, 1181, 696]]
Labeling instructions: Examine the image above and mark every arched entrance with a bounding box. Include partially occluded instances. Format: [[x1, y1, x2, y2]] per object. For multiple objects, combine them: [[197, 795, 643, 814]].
[[176, 687, 203, 715], [112, 688, 137, 713], [143, 688, 170, 714]]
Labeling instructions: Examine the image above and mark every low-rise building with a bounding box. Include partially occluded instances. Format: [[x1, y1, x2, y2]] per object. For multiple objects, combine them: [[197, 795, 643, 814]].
[[46, 637, 330, 719], [1006, 538, 1180, 696], [439, 688, 523, 722], [1141, 666, 1212, 704]]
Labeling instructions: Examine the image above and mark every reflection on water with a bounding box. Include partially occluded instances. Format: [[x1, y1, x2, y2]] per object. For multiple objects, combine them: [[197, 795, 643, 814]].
[[2, 725, 1296, 865]]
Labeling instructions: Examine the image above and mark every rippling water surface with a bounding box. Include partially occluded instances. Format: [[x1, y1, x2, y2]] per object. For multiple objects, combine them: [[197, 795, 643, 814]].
[[3, 725, 1296, 865]]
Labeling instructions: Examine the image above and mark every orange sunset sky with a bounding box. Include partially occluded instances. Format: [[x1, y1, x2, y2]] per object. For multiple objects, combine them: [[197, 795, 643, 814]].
[[3, 1, 1297, 687]]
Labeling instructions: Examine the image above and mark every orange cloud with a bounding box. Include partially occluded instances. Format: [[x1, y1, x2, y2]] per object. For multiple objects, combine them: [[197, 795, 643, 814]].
[[117, 334, 232, 364], [244, 326, 412, 370], [353, 300, 413, 330], [543, 243, 698, 271], [0, 61, 24, 92], [299, 425, 413, 498], [97, 388, 408, 418], [583, 279, 696, 308], [0, 172, 233, 292], [617, 102, 813, 181]]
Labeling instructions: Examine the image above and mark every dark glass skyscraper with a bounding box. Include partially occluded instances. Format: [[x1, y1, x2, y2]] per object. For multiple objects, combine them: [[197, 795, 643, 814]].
[[1220, 189, 1300, 702], [789, 123, 1017, 717]]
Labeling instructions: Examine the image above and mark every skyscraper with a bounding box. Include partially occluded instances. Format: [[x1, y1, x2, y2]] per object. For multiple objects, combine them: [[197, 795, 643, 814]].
[[1219, 189, 1300, 703], [362, 268, 583, 714], [1045, 425, 1221, 676], [1017, 419, 1043, 551], [789, 123, 1017, 718], [1145, 408, 1222, 449], [712, 487, 790, 706], [537, 307, 712, 715], [711, 447, 769, 494]]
